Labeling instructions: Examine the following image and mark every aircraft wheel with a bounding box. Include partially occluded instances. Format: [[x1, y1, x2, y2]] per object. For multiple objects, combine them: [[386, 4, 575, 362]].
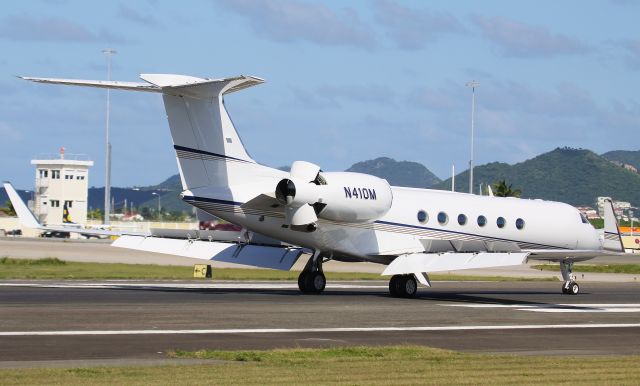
[[304, 271, 326, 294], [567, 281, 579, 295], [399, 275, 418, 298], [298, 272, 308, 293], [389, 275, 402, 297]]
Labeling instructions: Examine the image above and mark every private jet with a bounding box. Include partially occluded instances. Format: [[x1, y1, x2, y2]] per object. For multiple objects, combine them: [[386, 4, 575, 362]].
[[5, 73, 626, 297]]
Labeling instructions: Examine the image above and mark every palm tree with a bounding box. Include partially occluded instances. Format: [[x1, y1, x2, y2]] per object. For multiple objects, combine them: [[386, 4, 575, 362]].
[[492, 180, 522, 197]]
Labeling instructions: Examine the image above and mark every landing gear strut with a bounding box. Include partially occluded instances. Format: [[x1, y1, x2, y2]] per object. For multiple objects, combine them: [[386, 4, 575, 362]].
[[560, 260, 580, 295], [298, 251, 326, 294], [389, 274, 418, 298]]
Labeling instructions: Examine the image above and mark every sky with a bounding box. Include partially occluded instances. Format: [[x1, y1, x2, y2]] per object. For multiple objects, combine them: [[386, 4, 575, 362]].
[[1, 0, 639, 189]]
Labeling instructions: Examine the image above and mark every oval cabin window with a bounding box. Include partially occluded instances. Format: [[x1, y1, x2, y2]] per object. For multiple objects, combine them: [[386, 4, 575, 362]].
[[437, 212, 448, 225]]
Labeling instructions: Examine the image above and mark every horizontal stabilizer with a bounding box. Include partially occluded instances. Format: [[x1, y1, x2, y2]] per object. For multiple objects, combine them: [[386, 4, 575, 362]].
[[20, 74, 264, 100], [382, 252, 529, 276], [19, 77, 160, 92], [113, 235, 303, 271]]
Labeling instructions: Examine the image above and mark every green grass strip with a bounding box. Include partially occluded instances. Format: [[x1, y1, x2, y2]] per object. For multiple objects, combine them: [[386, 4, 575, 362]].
[[0, 345, 639, 385], [0, 257, 555, 281], [533, 263, 640, 274]]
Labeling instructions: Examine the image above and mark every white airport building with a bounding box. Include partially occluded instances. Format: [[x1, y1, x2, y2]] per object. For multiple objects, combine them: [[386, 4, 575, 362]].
[[31, 148, 93, 225]]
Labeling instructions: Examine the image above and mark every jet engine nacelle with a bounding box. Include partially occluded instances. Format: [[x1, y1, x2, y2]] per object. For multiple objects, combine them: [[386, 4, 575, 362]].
[[316, 172, 393, 222], [276, 163, 393, 229]]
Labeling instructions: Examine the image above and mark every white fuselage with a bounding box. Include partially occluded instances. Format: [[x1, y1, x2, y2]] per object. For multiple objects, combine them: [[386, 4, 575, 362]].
[[184, 166, 602, 263]]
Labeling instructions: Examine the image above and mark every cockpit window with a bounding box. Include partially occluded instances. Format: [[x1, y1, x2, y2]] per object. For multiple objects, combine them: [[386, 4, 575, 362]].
[[580, 213, 588, 224]]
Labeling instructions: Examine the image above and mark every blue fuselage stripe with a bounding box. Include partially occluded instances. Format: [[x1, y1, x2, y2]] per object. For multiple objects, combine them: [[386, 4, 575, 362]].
[[183, 196, 566, 250], [173, 145, 251, 163], [182, 195, 244, 207]]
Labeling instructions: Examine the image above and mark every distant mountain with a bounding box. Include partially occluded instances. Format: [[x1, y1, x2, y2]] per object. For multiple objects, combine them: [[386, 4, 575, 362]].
[[434, 147, 640, 207], [7, 148, 639, 216], [87, 187, 169, 212], [601, 150, 640, 171], [346, 157, 441, 188], [142, 174, 182, 191]]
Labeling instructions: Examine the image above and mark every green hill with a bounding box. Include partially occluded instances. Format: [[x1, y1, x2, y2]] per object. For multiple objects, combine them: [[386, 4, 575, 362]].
[[346, 157, 441, 188], [434, 147, 640, 206], [80, 148, 639, 215], [601, 150, 640, 171]]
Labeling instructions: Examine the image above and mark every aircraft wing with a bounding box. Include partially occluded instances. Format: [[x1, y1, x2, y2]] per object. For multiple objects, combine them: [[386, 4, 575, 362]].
[[3, 181, 304, 270], [380, 247, 625, 284], [112, 235, 304, 270], [383, 252, 530, 277], [526, 249, 627, 261]]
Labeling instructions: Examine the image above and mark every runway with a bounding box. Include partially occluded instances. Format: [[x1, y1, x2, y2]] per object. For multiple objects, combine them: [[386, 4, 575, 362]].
[[1, 280, 640, 366]]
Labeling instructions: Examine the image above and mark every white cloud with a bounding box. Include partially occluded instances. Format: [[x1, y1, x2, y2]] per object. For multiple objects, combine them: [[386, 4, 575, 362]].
[[471, 15, 590, 58], [0, 15, 128, 43], [217, 0, 376, 49], [117, 4, 161, 28], [373, 0, 465, 50]]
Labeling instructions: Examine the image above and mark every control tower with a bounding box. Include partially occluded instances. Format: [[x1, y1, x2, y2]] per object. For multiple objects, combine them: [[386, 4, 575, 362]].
[[31, 148, 94, 225]]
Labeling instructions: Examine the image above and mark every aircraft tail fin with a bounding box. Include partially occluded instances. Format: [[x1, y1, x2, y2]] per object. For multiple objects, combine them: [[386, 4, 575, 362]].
[[21, 74, 267, 191], [2, 182, 41, 229], [603, 199, 625, 252], [62, 201, 73, 224]]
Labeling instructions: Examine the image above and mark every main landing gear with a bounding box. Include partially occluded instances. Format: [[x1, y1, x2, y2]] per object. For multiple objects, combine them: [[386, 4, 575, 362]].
[[389, 274, 418, 298], [298, 251, 326, 294], [560, 260, 580, 295]]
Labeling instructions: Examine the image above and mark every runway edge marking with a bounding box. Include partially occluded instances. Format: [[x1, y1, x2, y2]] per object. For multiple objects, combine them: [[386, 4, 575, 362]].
[[2, 324, 640, 336]]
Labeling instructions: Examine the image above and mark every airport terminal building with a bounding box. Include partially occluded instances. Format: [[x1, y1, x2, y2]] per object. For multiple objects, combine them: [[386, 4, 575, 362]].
[[31, 148, 93, 225]]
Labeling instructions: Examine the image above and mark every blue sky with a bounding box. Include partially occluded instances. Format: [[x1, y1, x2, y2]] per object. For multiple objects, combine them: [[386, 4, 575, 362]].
[[2, 0, 639, 189]]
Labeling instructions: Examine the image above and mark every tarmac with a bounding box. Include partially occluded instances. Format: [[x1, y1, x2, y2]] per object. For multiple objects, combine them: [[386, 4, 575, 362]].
[[1, 237, 640, 368]]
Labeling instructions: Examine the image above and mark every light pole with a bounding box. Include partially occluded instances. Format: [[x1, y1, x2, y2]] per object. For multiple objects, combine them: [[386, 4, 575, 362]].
[[152, 192, 161, 221], [466, 80, 479, 194], [630, 210, 634, 237], [102, 48, 116, 225]]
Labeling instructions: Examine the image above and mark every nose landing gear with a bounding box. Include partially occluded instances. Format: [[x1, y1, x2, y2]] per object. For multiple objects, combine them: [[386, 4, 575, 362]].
[[560, 260, 580, 295]]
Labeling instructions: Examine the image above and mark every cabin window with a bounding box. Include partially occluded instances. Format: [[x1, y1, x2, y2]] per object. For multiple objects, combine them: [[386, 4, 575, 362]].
[[50, 200, 60, 208], [39, 169, 48, 178], [417, 210, 428, 224], [64, 200, 73, 208], [497, 217, 506, 228], [516, 218, 525, 230], [457, 214, 467, 226], [437, 212, 448, 225], [51, 170, 60, 179], [477, 215, 487, 227]]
